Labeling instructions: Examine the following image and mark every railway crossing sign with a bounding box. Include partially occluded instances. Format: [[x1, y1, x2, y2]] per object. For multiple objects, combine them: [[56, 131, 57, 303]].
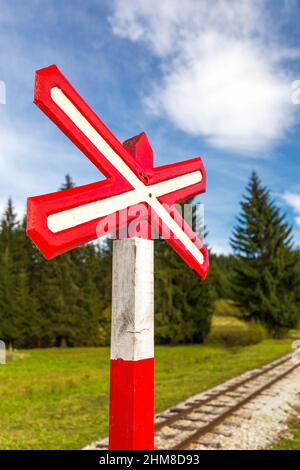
[[27, 65, 209, 450], [27, 65, 208, 279]]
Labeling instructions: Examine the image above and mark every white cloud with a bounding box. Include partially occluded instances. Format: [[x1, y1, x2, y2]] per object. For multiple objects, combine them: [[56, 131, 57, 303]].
[[110, 0, 298, 154], [283, 192, 300, 226]]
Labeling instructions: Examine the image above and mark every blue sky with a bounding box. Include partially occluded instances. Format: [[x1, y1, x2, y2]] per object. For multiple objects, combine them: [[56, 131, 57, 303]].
[[0, 0, 300, 254]]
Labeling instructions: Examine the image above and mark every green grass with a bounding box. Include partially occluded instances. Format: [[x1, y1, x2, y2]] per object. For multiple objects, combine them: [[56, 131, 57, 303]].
[[214, 298, 242, 317], [270, 409, 300, 450], [0, 336, 296, 450], [208, 314, 268, 346]]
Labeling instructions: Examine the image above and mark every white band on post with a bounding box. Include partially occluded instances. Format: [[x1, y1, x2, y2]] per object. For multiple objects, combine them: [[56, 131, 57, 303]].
[[111, 237, 154, 362]]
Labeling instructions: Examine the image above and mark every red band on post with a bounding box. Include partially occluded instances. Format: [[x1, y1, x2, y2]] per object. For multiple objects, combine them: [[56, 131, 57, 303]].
[[109, 358, 154, 450]]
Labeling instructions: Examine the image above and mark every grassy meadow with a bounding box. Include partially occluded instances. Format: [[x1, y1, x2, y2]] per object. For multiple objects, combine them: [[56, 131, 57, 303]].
[[271, 414, 300, 450], [0, 305, 298, 450]]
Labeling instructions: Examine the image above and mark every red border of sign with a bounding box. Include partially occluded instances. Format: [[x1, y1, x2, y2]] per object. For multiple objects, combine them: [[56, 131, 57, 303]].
[[27, 65, 209, 279]]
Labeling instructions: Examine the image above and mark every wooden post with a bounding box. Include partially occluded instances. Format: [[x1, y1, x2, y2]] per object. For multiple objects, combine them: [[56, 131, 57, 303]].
[[109, 237, 154, 450]]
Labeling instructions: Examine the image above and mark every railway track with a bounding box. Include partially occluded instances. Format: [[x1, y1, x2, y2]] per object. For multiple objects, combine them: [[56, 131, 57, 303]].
[[84, 352, 300, 450]]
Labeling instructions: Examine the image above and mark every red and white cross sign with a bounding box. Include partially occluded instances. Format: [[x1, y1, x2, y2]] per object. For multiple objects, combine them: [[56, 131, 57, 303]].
[[27, 65, 209, 450], [27, 65, 209, 279]]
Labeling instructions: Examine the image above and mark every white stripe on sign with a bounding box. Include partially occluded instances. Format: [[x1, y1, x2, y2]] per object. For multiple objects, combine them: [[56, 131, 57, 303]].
[[47, 171, 201, 232], [50, 87, 204, 265]]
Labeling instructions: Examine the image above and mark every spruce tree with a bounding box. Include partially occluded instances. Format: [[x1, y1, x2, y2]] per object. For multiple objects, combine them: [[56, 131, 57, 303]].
[[13, 270, 40, 348], [209, 254, 235, 299], [82, 243, 111, 346], [35, 176, 107, 347], [0, 198, 18, 257], [60, 174, 75, 190], [0, 199, 22, 348], [0, 249, 18, 348], [38, 176, 84, 346], [154, 201, 214, 344], [231, 171, 300, 336]]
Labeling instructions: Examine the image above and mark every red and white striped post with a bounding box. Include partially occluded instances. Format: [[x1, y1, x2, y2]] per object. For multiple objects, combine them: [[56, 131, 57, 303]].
[[109, 237, 154, 450], [26, 65, 210, 451], [109, 134, 154, 450]]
